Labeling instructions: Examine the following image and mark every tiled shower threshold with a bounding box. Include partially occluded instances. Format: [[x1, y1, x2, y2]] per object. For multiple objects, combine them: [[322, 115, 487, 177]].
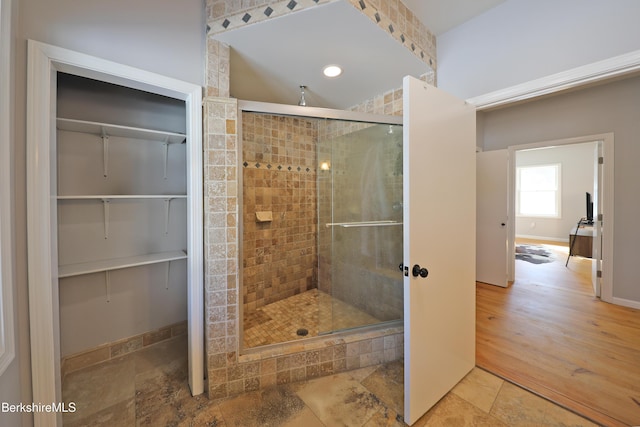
[[241, 288, 402, 356]]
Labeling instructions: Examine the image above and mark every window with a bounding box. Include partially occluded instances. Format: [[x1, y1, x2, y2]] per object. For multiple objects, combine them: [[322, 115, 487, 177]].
[[516, 164, 561, 218]]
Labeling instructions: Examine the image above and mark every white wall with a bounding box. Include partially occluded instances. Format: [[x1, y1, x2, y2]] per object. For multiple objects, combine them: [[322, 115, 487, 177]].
[[479, 74, 640, 304], [515, 144, 596, 241], [6, 0, 204, 422], [437, 0, 640, 99], [19, 0, 204, 85], [0, 0, 26, 425]]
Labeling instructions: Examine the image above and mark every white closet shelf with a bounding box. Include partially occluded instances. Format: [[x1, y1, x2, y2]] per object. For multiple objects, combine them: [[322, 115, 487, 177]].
[[57, 195, 187, 200], [58, 250, 187, 278], [56, 118, 186, 144]]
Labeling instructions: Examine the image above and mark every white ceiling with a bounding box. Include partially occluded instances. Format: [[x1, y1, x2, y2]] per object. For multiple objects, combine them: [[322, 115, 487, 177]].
[[402, 0, 506, 36], [213, 0, 505, 109]]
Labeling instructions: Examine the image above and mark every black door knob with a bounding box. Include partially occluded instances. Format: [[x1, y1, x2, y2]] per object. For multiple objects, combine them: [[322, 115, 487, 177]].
[[412, 264, 429, 278]]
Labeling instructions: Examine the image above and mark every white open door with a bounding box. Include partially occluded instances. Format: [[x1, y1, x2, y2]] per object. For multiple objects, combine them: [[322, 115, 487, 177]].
[[403, 76, 476, 424], [592, 141, 603, 297], [476, 150, 509, 287]]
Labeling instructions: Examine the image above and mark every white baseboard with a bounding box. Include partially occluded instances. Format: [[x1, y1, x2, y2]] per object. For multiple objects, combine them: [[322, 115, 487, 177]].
[[610, 297, 640, 310], [516, 234, 569, 243]]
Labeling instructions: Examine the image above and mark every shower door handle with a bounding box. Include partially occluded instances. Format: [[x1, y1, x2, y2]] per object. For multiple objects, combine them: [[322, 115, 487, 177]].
[[412, 264, 429, 278]]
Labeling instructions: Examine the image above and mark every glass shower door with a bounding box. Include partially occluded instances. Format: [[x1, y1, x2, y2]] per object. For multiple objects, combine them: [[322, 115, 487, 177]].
[[317, 121, 403, 335]]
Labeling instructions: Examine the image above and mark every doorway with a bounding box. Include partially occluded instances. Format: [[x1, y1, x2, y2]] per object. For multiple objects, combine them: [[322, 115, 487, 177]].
[[26, 40, 204, 426], [506, 133, 614, 303], [512, 141, 599, 296], [476, 135, 630, 426]]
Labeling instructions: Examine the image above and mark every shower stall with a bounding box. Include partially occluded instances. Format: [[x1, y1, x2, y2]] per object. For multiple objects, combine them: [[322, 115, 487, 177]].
[[239, 101, 403, 349]]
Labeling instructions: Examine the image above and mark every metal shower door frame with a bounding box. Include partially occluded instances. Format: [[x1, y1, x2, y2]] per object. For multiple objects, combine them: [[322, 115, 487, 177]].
[[236, 100, 402, 353]]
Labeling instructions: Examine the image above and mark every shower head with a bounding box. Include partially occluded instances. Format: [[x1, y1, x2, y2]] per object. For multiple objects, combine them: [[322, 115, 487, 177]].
[[298, 85, 307, 107]]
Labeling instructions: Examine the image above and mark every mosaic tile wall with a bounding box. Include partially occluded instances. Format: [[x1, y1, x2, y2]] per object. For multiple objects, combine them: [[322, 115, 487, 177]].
[[207, 0, 334, 32], [206, 0, 436, 73], [241, 112, 318, 314], [202, 89, 410, 401], [202, 0, 437, 401], [202, 97, 236, 399], [350, 86, 404, 116], [60, 320, 187, 379], [204, 96, 406, 400], [347, 0, 436, 70], [205, 40, 230, 98]]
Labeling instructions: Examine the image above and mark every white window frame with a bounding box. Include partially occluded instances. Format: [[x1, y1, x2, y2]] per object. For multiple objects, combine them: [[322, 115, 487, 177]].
[[0, 0, 16, 375], [516, 163, 562, 218]]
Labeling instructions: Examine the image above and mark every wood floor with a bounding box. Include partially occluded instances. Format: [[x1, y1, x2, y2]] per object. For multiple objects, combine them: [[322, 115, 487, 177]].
[[477, 239, 640, 427]]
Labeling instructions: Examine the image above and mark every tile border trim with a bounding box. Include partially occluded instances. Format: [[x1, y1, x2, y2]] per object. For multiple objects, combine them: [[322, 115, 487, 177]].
[[60, 320, 188, 378]]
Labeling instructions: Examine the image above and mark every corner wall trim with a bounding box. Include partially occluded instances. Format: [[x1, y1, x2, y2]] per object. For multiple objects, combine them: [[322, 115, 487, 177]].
[[467, 49, 640, 110]]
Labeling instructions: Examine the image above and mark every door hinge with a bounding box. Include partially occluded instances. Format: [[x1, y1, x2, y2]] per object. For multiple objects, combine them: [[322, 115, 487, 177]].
[[598, 213, 603, 221], [597, 270, 602, 278], [598, 156, 604, 164]]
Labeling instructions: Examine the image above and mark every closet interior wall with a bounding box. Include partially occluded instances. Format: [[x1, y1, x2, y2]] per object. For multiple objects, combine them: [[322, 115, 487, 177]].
[[56, 73, 189, 366]]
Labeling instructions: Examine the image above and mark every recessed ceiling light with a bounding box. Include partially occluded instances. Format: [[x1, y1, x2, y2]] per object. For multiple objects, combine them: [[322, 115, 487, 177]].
[[323, 65, 343, 78]]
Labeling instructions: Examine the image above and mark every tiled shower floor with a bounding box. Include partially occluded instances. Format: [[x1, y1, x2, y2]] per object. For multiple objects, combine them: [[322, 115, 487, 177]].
[[243, 289, 384, 348]]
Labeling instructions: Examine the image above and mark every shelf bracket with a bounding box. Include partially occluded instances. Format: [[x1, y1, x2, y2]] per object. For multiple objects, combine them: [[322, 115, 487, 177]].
[[101, 129, 110, 178], [101, 198, 110, 239], [165, 261, 171, 290], [163, 138, 169, 180], [164, 198, 172, 234], [105, 270, 111, 302]]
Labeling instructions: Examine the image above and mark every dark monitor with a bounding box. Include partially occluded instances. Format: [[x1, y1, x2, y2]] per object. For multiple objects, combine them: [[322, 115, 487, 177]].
[[586, 192, 594, 224]]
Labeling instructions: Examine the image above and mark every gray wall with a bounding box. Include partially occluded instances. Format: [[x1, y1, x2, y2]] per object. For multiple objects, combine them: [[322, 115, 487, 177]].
[[1, 0, 26, 425], [56, 75, 189, 357], [479, 74, 640, 304], [438, 0, 640, 99], [515, 143, 596, 241], [19, 0, 204, 85], [5, 0, 204, 423]]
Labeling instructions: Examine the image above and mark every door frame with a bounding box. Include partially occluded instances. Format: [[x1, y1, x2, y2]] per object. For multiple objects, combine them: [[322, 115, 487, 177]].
[[0, 0, 16, 377], [506, 134, 614, 302], [235, 99, 403, 352], [26, 40, 204, 426], [466, 49, 640, 307], [467, 49, 640, 110]]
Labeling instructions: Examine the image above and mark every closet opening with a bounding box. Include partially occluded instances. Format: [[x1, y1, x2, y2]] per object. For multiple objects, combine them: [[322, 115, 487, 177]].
[[26, 40, 203, 426], [56, 73, 191, 424]]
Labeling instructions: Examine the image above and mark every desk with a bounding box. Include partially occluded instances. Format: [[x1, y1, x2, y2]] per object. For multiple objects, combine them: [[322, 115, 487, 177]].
[[569, 224, 594, 258]]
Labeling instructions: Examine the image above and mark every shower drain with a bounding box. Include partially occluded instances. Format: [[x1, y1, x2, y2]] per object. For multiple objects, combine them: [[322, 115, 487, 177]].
[[296, 328, 309, 336]]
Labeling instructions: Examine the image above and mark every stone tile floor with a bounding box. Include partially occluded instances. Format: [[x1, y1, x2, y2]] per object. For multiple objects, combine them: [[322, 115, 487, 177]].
[[62, 335, 597, 426]]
